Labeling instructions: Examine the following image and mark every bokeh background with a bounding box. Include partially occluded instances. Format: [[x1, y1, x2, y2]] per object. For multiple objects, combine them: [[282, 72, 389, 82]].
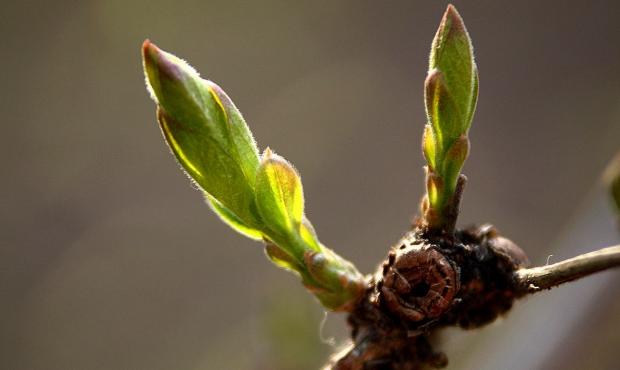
[[2, 0, 619, 369]]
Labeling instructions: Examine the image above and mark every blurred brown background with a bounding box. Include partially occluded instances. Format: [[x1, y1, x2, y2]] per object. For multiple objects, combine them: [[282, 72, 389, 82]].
[[2, 0, 619, 369]]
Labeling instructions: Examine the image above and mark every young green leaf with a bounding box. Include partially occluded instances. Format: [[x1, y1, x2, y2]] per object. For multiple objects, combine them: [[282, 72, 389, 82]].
[[425, 69, 462, 158], [265, 242, 303, 272], [253, 150, 365, 309], [143, 41, 261, 233], [205, 194, 263, 240], [255, 149, 305, 238], [142, 40, 365, 311], [421, 5, 478, 234], [428, 5, 478, 135]]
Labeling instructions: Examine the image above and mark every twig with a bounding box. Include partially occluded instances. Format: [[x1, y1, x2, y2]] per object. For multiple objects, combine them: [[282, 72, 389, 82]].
[[514, 245, 620, 292]]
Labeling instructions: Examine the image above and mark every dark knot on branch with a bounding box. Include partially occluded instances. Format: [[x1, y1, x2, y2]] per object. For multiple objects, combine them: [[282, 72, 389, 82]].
[[379, 232, 460, 323]]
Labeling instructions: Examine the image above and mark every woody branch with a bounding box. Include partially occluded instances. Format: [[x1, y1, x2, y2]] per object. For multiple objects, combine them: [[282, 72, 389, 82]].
[[514, 245, 620, 293]]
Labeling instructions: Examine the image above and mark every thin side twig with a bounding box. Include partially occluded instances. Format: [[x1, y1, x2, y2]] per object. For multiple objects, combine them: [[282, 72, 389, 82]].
[[514, 245, 620, 292]]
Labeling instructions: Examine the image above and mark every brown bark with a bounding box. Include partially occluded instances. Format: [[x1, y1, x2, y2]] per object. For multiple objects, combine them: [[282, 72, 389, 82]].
[[514, 245, 620, 292], [324, 227, 620, 370]]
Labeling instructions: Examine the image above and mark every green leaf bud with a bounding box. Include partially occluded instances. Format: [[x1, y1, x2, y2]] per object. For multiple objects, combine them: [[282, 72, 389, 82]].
[[428, 5, 478, 131], [253, 150, 365, 310], [142, 40, 365, 311], [303, 249, 366, 311], [255, 149, 305, 238], [441, 135, 470, 199], [425, 69, 463, 156], [143, 41, 261, 235], [265, 242, 303, 272], [422, 124, 438, 171], [421, 5, 478, 234]]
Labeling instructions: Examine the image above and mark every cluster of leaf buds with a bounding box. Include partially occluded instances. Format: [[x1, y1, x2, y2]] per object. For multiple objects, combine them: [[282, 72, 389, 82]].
[[142, 41, 365, 310], [421, 5, 478, 235]]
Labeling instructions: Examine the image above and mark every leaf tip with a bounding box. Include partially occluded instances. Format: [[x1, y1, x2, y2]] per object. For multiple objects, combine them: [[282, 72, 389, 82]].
[[262, 147, 274, 160], [142, 39, 160, 102], [141, 41, 201, 103], [424, 68, 442, 90], [439, 5, 467, 42], [141, 39, 169, 78], [431, 4, 472, 70], [426, 67, 441, 80], [141, 39, 155, 59], [444, 4, 465, 31]]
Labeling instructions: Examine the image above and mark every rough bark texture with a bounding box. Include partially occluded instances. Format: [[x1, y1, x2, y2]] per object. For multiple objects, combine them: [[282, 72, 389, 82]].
[[326, 224, 530, 370]]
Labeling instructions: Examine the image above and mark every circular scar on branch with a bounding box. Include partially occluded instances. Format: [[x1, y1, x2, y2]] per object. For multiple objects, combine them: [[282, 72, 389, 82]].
[[379, 233, 459, 322]]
